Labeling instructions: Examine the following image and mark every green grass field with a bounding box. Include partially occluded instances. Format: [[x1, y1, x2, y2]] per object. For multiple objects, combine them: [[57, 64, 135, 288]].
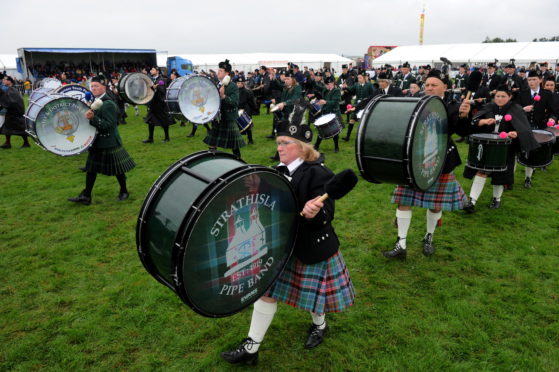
[[1, 104, 558, 371]]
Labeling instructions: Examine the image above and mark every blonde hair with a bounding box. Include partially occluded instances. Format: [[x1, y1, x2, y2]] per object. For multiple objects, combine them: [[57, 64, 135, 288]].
[[296, 139, 320, 162]]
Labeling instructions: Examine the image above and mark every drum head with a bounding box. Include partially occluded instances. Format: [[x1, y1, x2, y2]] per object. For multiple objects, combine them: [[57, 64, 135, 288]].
[[40, 78, 62, 90], [177, 167, 298, 317], [177, 75, 220, 124], [315, 113, 335, 126], [28, 95, 96, 156], [54, 84, 93, 104], [470, 133, 511, 143], [532, 129, 555, 144], [408, 96, 448, 191], [123, 73, 154, 105]]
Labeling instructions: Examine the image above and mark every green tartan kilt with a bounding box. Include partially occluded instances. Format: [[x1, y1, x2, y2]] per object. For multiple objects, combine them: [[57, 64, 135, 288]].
[[85, 145, 136, 176], [203, 118, 245, 149]]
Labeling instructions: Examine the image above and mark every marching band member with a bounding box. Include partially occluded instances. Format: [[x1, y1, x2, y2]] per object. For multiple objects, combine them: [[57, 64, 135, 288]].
[[68, 76, 135, 205], [384, 70, 471, 259], [143, 67, 174, 143], [484, 62, 501, 96], [463, 85, 539, 212], [221, 120, 354, 365], [314, 76, 342, 153], [237, 76, 258, 145], [306, 71, 325, 125], [203, 59, 245, 158], [375, 72, 403, 97], [337, 64, 355, 123], [398, 62, 416, 95], [0, 75, 30, 149], [342, 71, 375, 142]]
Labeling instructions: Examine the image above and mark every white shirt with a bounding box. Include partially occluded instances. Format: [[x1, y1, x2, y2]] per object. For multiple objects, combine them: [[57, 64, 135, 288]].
[[278, 157, 304, 177]]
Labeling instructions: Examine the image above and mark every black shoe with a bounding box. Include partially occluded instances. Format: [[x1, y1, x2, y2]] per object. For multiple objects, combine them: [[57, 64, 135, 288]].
[[142, 139, 153, 143], [266, 134, 275, 139], [305, 323, 327, 349], [67, 194, 91, 206], [488, 198, 501, 209], [117, 192, 129, 201], [220, 338, 259, 365], [334, 148, 339, 153], [20, 143, 31, 148], [248, 140, 254, 145], [541, 166, 547, 172], [423, 233, 435, 257], [524, 177, 532, 189], [180, 122, 186, 127], [78, 167, 87, 172], [162, 138, 170, 143], [463, 199, 476, 213], [186, 133, 195, 138], [342, 137, 350, 142], [0, 143, 11, 149], [383, 238, 407, 259]]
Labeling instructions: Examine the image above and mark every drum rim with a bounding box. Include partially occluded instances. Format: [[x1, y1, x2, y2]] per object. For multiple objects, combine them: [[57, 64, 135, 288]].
[[23, 94, 96, 156], [54, 84, 93, 103], [168, 74, 221, 124], [355, 94, 386, 184], [118, 72, 154, 105], [314, 113, 336, 126], [174, 163, 298, 317], [136, 150, 243, 292], [469, 132, 512, 144], [531, 129, 556, 144], [406, 95, 448, 191]]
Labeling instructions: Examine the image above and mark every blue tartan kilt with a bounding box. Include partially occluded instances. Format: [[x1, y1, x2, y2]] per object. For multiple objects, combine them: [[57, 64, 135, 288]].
[[391, 172, 467, 211], [203, 118, 245, 149], [85, 145, 136, 176], [265, 251, 355, 315]]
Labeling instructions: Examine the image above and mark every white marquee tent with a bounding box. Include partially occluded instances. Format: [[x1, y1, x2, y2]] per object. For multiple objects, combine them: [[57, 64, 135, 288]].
[[168, 53, 354, 72], [0, 54, 22, 79], [372, 42, 559, 67]]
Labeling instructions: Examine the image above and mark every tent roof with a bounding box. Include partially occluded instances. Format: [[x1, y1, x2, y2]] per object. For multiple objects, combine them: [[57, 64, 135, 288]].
[[170, 53, 353, 66], [19, 48, 156, 54]]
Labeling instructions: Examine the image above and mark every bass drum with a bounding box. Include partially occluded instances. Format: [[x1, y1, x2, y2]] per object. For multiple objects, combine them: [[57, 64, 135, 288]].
[[356, 95, 449, 191], [117, 73, 154, 105], [24, 92, 96, 156], [166, 74, 221, 124], [53, 84, 94, 104], [136, 151, 299, 317]]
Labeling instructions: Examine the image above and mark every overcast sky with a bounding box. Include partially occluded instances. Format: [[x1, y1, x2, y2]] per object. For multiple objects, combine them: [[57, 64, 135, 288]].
[[3, 0, 559, 56]]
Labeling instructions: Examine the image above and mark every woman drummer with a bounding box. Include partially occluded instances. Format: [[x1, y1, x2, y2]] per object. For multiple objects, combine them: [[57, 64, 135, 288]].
[[314, 76, 342, 153], [463, 85, 539, 211], [221, 121, 355, 365]]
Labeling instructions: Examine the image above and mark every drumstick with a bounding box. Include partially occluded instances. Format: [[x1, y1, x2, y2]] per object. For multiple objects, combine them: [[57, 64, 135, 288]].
[[300, 169, 358, 217]]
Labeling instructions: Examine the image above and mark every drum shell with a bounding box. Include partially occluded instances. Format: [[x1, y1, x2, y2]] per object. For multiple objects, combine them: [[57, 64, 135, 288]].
[[545, 127, 559, 155], [166, 77, 186, 121], [136, 151, 298, 317], [356, 95, 449, 191], [236, 110, 253, 133], [467, 133, 512, 172], [314, 114, 342, 139], [517, 130, 555, 168], [165, 74, 220, 124]]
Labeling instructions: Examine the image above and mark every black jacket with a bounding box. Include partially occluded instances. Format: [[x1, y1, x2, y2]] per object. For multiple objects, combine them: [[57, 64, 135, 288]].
[[515, 89, 557, 129]]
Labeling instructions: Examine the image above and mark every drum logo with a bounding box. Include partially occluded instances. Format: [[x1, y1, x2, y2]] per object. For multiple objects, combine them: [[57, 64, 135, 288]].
[[43, 101, 81, 142], [420, 112, 443, 178], [477, 144, 484, 161]]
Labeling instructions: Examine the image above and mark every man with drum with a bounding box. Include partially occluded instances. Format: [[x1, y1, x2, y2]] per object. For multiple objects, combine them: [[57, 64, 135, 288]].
[[314, 76, 342, 153], [384, 70, 472, 259], [342, 71, 375, 142], [203, 59, 245, 158], [220, 121, 354, 365], [143, 67, 174, 143], [515, 70, 558, 188], [0, 75, 30, 149], [68, 76, 135, 205]]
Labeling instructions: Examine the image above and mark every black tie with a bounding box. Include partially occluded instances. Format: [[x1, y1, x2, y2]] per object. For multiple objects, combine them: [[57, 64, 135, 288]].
[[276, 165, 289, 176], [533, 92, 537, 98]]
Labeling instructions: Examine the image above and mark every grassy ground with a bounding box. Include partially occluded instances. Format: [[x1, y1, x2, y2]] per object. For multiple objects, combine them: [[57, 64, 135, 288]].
[[1, 103, 558, 371]]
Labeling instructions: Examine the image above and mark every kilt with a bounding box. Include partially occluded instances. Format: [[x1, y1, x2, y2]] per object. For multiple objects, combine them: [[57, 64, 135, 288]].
[[391, 172, 467, 211], [265, 251, 355, 315], [85, 145, 136, 176], [203, 119, 245, 149]]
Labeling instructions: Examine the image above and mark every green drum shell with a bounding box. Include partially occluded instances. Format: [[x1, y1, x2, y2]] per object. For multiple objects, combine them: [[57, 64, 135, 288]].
[[356, 95, 448, 191], [136, 150, 298, 317], [467, 133, 512, 172]]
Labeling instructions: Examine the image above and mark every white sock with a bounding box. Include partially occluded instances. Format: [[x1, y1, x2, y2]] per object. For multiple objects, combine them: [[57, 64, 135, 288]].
[[469, 176, 487, 205], [493, 185, 504, 201], [311, 312, 326, 330], [247, 300, 277, 353], [525, 167, 534, 178], [426, 210, 442, 235], [396, 209, 412, 249]]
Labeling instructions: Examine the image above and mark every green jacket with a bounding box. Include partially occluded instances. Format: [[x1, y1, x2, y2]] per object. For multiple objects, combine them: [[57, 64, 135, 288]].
[[321, 87, 342, 116], [348, 82, 375, 102], [221, 82, 239, 121], [90, 98, 122, 149], [271, 80, 302, 114]]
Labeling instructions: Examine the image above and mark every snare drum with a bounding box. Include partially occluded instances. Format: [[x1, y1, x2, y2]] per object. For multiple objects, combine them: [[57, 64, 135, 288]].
[[53, 84, 94, 104], [136, 150, 298, 317], [467, 133, 512, 172], [236, 109, 253, 133], [517, 129, 555, 168], [166, 74, 220, 124], [117, 73, 154, 105], [309, 99, 323, 117], [24, 92, 96, 156], [545, 127, 559, 155], [314, 113, 342, 139], [356, 95, 448, 191]]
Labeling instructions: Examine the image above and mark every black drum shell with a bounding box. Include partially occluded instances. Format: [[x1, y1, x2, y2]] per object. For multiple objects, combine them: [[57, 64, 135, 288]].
[[517, 130, 555, 168], [467, 133, 512, 172]]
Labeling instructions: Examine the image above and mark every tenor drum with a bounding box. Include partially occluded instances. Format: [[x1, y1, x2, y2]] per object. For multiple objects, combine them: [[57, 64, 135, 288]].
[[356, 95, 448, 191], [136, 151, 298, 317], [166, 75, 220, 124], [545, 127, 559, 155], [309, 99, 323, 117], [314, 113, 342, 139], [53, 84, 94, 104], [24, 92, 96, 156], [117, 73, 154, 105], [467, 133, 512, 172], [236, 109, 253, 133], [517, 130, 555, 168]]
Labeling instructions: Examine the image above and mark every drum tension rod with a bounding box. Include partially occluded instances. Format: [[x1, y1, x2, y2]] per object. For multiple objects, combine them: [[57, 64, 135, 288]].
[[180, 166, 213, 183]]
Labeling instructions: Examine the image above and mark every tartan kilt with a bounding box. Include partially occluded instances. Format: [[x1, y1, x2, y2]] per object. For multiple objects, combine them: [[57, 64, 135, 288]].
[[203, 118, 245, 149], [265, 251, 355, 315], [85, 145, 136, 176], [391, 172, 467, 211]]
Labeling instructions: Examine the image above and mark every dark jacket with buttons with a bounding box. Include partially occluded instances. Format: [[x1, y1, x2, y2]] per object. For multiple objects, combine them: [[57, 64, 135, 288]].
[[89, 96, 122, 149], [283, 157, 339, 264]]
